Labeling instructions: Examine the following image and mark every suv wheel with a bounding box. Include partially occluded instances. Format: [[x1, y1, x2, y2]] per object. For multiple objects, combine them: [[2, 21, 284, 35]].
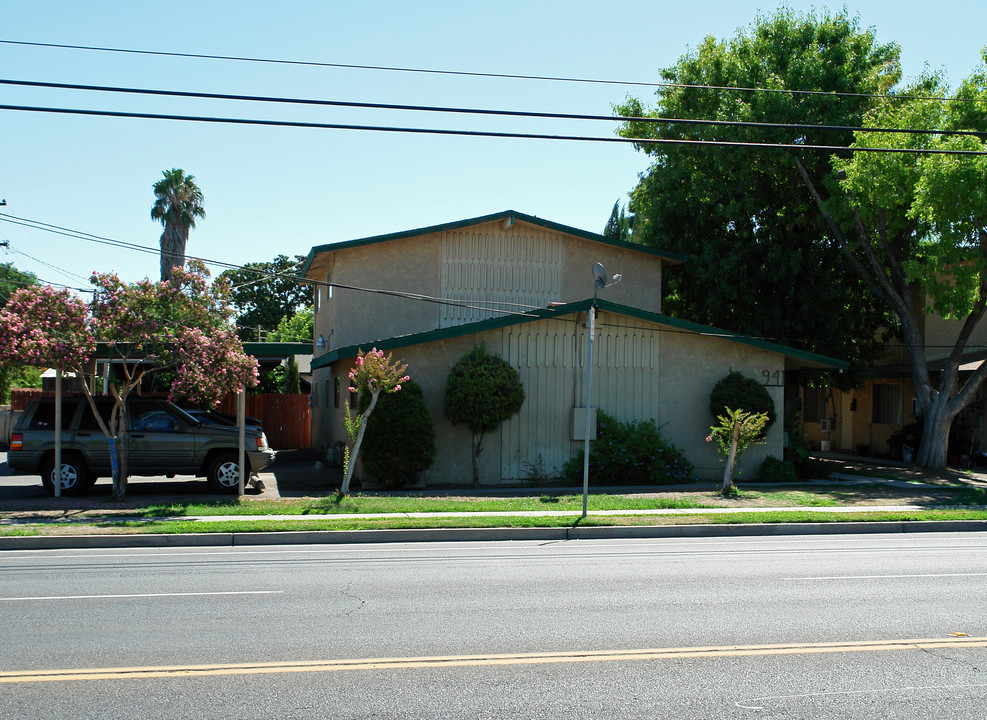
[[207, 453, 241, 493], [40, 454, 95, 496]]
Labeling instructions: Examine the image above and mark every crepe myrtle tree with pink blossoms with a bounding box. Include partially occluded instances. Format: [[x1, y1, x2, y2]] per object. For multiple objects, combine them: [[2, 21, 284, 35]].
[[0, 260, 259, 500], [340, 347, 409, 494]]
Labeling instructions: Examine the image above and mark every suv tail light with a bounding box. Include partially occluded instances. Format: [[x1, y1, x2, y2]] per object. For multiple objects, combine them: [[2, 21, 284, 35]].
[[10, 433, 22, 451]]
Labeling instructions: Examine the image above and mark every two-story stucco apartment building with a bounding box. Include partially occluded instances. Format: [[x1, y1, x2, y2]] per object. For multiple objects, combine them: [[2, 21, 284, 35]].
[[302, 210, 846, 486]]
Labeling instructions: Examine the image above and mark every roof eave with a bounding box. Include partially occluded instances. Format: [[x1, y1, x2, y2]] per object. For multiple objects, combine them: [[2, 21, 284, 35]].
[[311, 299, 848, 372], [302, 210, 686, 272]]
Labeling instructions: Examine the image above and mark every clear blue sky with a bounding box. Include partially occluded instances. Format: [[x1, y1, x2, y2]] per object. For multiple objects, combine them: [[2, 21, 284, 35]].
[[1, 0, 984, 289]]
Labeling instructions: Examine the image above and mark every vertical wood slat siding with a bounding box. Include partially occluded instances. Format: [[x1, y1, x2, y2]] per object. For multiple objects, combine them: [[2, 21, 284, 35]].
[[440, 229, 563, 328], [499, 311, 661, 481]]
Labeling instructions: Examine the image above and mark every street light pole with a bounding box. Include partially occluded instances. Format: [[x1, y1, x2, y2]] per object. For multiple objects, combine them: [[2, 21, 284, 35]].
[[582, 263, 621, 518]]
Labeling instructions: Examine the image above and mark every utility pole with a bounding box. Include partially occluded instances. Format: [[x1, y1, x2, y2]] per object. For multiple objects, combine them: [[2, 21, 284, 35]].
[[1, 198, 7, 247]]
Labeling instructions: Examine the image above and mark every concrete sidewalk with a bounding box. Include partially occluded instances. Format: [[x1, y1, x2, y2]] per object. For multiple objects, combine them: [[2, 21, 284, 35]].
[[3, 450, 987, 550]]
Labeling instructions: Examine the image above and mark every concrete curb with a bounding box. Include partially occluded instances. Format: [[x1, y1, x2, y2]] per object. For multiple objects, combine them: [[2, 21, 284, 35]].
[[3, 520, 987, 551]]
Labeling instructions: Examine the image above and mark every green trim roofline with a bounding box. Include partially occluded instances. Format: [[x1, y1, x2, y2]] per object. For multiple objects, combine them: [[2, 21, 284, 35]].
[[311, 299, 849, 371], [300, 210, 686, 276]]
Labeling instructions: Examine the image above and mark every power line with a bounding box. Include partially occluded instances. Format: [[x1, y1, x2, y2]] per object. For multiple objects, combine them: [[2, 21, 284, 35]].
[[2, 78, 983, 140], [0, 212, 547, 318], [0, 38, 975, 103], [5, 210, 979, 356], [2, 103, 985, 156]]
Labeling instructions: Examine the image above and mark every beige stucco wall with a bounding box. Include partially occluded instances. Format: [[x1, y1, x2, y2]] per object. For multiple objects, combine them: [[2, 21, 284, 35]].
[[921, 314, 978, 363], [312, 310, 787, 486], [802, 379, 918, 458], [306, 218, 667, 355], [655, 321, 784, 480]]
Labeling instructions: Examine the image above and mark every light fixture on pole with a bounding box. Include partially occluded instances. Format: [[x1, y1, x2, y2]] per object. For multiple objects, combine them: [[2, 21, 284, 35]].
[[582, 263, 622, 518]]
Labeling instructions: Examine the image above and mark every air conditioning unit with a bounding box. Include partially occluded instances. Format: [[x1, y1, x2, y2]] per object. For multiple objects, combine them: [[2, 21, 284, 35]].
[[820, 417, 834, 432]]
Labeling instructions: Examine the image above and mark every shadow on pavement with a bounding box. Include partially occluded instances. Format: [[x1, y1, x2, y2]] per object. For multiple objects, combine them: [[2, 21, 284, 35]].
[[0, 450, 279, 511], [263, 448, 339, 497]]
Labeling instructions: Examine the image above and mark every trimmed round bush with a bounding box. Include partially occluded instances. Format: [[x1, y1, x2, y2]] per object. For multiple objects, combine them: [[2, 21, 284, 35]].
[[358, 380, 436, 488], [444, 344, 525, 435], [709, 370, 776, 433]]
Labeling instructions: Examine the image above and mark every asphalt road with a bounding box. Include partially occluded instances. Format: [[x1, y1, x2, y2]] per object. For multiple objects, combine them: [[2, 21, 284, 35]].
[[1, 532, 986, 719]]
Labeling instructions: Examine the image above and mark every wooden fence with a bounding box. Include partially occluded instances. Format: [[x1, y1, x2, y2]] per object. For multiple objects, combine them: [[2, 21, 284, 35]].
[[218, 393, 310, 450], [10, 389, 46, 411]]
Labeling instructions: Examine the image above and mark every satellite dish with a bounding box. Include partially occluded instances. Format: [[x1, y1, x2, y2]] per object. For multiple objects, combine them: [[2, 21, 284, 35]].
[[592, 262, 607, 288]]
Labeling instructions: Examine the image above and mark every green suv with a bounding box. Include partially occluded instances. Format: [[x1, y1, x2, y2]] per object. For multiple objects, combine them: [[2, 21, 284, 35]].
[[8, 396, 275, 495]]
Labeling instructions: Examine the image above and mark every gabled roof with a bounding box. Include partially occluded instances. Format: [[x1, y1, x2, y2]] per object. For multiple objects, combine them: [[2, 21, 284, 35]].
[[301, 210, 685, 277], [311, 299, 848, 372]]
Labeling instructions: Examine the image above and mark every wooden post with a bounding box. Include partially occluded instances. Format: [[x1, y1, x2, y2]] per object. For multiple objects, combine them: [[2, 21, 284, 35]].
[[53, 369, 62, 498], [238, 389, 246, 497]]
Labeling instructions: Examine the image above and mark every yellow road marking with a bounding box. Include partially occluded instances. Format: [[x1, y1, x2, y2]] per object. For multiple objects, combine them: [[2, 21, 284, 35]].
[[2, 637, 984, 684]]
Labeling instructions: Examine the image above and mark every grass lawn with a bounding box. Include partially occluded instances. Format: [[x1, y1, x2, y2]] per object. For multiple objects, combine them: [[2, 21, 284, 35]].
[[2, 482, 986, 536]]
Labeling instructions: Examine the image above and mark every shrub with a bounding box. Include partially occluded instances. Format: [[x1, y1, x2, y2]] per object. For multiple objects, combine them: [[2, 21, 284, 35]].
[[758, 455, 798, 483], [444, 344, 525, 486], [562, 411, 695, 485], [358, 380, 435, 488], [709, 371, 776, 434]]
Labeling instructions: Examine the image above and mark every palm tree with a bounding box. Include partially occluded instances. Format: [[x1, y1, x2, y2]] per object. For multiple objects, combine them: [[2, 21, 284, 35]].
[[151, 169, 205, 283]]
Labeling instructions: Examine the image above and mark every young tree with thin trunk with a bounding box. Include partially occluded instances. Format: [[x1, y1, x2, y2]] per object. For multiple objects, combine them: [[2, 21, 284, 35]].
[[340, 348, 409, 494]]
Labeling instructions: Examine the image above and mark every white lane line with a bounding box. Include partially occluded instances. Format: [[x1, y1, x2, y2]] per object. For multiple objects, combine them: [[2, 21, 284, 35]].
[[788, 572, 987, 580], [0, 590, 284, 601], [736, 683, 987, 710]]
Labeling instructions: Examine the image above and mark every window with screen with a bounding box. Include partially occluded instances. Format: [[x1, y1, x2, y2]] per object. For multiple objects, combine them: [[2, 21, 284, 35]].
[[872, 383, 902, 425], [802, 387, 828, 423]]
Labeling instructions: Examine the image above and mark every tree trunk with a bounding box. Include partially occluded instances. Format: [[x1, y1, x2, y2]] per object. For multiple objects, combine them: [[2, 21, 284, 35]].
[[111, 405, 130, 500], [471, 433, 485, 488], [340, 389, 379, 494], [111, 436, 130, 501], [721, 419, 740, 496], [160, 225, 188, 283], [915, 398, 953, 470]]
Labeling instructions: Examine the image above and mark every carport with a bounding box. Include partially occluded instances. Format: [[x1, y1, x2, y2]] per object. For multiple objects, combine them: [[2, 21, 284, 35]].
[[33, 341, 311, 497]]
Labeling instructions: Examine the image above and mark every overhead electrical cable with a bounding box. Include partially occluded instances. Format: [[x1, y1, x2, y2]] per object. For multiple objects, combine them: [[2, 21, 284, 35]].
[[1, 78, 982, 140], [1, 104, 984, 155], [2, 212, 972, 353], [0, 39, 975, 103], [0, 212, 547, 318]]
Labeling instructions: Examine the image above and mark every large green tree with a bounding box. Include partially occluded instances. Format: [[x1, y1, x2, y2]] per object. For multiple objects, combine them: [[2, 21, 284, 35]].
[[796, 55, 987, 469], [266, 306, 314, 343], [218, 254, 310, 339], [615, 8, 899, 365], [151, 168, 205, 283]]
